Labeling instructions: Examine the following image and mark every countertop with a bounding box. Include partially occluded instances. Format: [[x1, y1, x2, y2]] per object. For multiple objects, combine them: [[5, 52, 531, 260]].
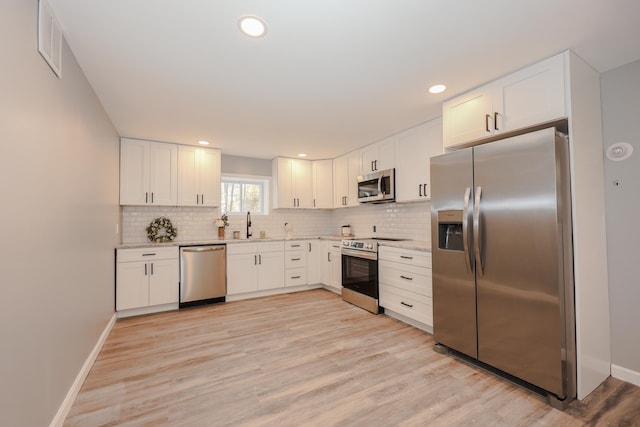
[[117, 236, 431, 252]]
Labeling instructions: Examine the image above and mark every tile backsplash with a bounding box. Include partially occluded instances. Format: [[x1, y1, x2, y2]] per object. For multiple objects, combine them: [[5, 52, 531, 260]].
[[121, 202, 432, 245], [332, 201, 431, 242]]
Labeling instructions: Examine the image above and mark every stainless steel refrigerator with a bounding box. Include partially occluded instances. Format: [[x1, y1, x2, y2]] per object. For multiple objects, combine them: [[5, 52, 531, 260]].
[[430, 127, 576, 405]]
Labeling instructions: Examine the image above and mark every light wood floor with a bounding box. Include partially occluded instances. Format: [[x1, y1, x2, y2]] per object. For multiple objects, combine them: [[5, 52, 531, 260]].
[[65, 289, 640, 426]]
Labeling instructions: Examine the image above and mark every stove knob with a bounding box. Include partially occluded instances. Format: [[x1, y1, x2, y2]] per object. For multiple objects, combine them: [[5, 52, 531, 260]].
[[343, 241, 349, 246], [365, 244, 373, 250]]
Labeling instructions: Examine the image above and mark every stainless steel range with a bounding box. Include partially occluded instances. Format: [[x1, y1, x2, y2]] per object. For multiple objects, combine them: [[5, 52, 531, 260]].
[[341, 237, 405, 314], [341, 239, 379, 314]]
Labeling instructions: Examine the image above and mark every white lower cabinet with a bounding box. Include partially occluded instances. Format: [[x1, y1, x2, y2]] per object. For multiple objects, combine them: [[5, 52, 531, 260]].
[[227, 242, 285, 295], [285, 240, 307, 286], [322, 242, 342, 292], [306, 240, 322, 284], [378, 246, 432, 330], [116, 247, 179, 312]]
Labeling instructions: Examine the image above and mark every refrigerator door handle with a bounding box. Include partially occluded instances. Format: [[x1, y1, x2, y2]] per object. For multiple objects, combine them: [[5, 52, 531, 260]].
[[473, 186, 484, 276], [463, 187, 473, 273]]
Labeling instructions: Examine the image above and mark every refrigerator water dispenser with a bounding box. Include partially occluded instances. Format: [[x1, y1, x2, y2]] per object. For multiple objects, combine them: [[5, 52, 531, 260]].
[[437, 210, 464, 251]]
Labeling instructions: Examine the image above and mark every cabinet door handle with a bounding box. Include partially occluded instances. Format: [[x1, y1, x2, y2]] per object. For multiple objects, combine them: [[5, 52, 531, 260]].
[[401, 301, 414, 308], [291, 244, 300, 248], [254, 255, 257, 265], [144, 264, 148, 276], [259, 254, 262, 265], [291, 275, 301, 279], [201, 194, 204, 204], [150, 263, 154, 275], [314, 199, 316, 208], [292, 257, 301, 261], [400, 275, 413, 281], [145, 192, 149, 203], [328, 252, 331, 262], [423, 183, 428, 197], [142, 253, 156, 256], [418, 184, 423, 197], [400, 255, 413, 260], [308, 243, 312, 252], [494, 112, 499, 131], [485, 114, 491, 133], [151, 192, 154, 203]]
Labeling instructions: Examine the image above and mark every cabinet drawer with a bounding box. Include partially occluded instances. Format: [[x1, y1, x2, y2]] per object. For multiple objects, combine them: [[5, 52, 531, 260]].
[[226, 243, 258, 255], [286, 254, 307, 269], [378, 246, 431, 268], [379, 261, 432, 297], [285, 268, 307, 286], [379, 284, 433, 326], [285, 240, 307, 251], [117, 246, 178, 262]]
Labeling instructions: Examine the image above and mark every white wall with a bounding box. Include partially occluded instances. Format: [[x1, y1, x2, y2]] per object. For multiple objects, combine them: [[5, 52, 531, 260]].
[[0, 1, 120, 425], [601, 59, 640, 384]]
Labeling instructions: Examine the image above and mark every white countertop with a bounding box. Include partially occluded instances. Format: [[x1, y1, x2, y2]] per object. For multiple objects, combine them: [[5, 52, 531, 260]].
[[117, 236, 432, 252], [116, 235, 348, 250]]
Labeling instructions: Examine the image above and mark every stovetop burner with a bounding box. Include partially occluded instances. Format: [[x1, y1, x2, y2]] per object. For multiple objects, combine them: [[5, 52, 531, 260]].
[[370, 237, 407, 241]]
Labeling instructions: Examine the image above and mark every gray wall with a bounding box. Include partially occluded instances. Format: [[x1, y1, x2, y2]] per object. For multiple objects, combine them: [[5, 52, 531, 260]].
[[601, 59, 640, 375], [0, 1, 120, 425], [222, 154, 272, 176]]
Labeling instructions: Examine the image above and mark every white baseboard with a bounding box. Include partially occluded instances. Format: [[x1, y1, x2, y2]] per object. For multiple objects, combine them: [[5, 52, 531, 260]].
[[611, 364, 640, 388], [383, 309, 433, 334], [226, 284, 322, 302], [50, 313, 117, 427]]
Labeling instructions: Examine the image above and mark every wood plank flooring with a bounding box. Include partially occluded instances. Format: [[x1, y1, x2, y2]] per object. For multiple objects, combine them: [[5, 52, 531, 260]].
[[65, 289, 640, 426]]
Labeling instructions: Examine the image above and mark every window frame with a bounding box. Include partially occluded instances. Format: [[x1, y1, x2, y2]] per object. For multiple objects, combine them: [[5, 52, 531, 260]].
[[220, 173, 270, 216]]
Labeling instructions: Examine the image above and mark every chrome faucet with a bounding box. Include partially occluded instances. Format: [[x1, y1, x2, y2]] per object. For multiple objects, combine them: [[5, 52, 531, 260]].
[[246, 211, 252, 239]]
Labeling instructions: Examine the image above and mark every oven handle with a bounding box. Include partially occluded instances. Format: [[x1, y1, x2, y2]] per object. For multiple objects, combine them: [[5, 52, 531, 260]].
[[341, 248, 378, 261]]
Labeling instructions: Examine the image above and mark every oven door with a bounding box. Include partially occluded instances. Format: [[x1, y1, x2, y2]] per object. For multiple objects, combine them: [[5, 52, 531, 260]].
[[341, 248, 378, 298]]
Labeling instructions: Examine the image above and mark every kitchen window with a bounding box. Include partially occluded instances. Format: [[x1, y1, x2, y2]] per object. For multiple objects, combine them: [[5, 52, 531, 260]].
[[221, 175, 270, 215]]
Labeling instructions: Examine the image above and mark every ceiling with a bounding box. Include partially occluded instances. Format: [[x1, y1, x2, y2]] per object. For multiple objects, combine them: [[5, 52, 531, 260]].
[[49, 0, 640, 160]]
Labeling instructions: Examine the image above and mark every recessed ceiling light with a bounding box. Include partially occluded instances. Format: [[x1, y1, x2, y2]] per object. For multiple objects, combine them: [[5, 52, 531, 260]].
[[298, 153, 307, 158], [238, 16, 267, 38], [428, 84, 447, 94], [198, 140, 210, 145]]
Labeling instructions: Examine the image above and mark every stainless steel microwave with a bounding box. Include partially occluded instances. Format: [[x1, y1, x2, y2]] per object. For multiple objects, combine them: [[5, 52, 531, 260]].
[[357, 168, 395, 203]]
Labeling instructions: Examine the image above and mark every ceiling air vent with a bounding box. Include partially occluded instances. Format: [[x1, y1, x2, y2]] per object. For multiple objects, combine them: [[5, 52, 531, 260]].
[[38, 0, 63, 78]]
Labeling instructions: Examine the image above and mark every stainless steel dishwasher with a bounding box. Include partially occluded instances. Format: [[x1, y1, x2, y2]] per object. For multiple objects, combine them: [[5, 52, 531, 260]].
[[179, 245, 226, 308]]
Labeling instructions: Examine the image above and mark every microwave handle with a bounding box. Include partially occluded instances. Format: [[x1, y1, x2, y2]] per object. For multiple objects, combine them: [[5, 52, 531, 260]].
[[378, 175, 384, 196]]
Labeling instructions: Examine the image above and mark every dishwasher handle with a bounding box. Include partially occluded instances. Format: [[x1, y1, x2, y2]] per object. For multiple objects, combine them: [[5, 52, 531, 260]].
[[182, 246, 225, 253]]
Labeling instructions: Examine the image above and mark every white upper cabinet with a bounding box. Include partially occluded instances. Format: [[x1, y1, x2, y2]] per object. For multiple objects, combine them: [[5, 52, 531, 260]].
[[312, 159, 333, 209], [493, 53, 566, 132], [395, 118, 443, 202], [177, 146, 221, 207], [334, 150, 360, 208], [120, 138, 178, 206], [360, 136, 396, 174], [443, 53, 566, 148], [272, 157, 313, 209]]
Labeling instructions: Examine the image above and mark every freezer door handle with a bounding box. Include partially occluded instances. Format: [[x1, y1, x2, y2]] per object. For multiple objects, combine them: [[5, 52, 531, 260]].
[[473, 186, 484, 276], [463, 187, 473, 273]]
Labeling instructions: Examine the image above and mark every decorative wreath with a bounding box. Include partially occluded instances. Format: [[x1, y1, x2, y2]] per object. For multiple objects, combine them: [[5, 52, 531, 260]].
[[146, 217, 178, 243]]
